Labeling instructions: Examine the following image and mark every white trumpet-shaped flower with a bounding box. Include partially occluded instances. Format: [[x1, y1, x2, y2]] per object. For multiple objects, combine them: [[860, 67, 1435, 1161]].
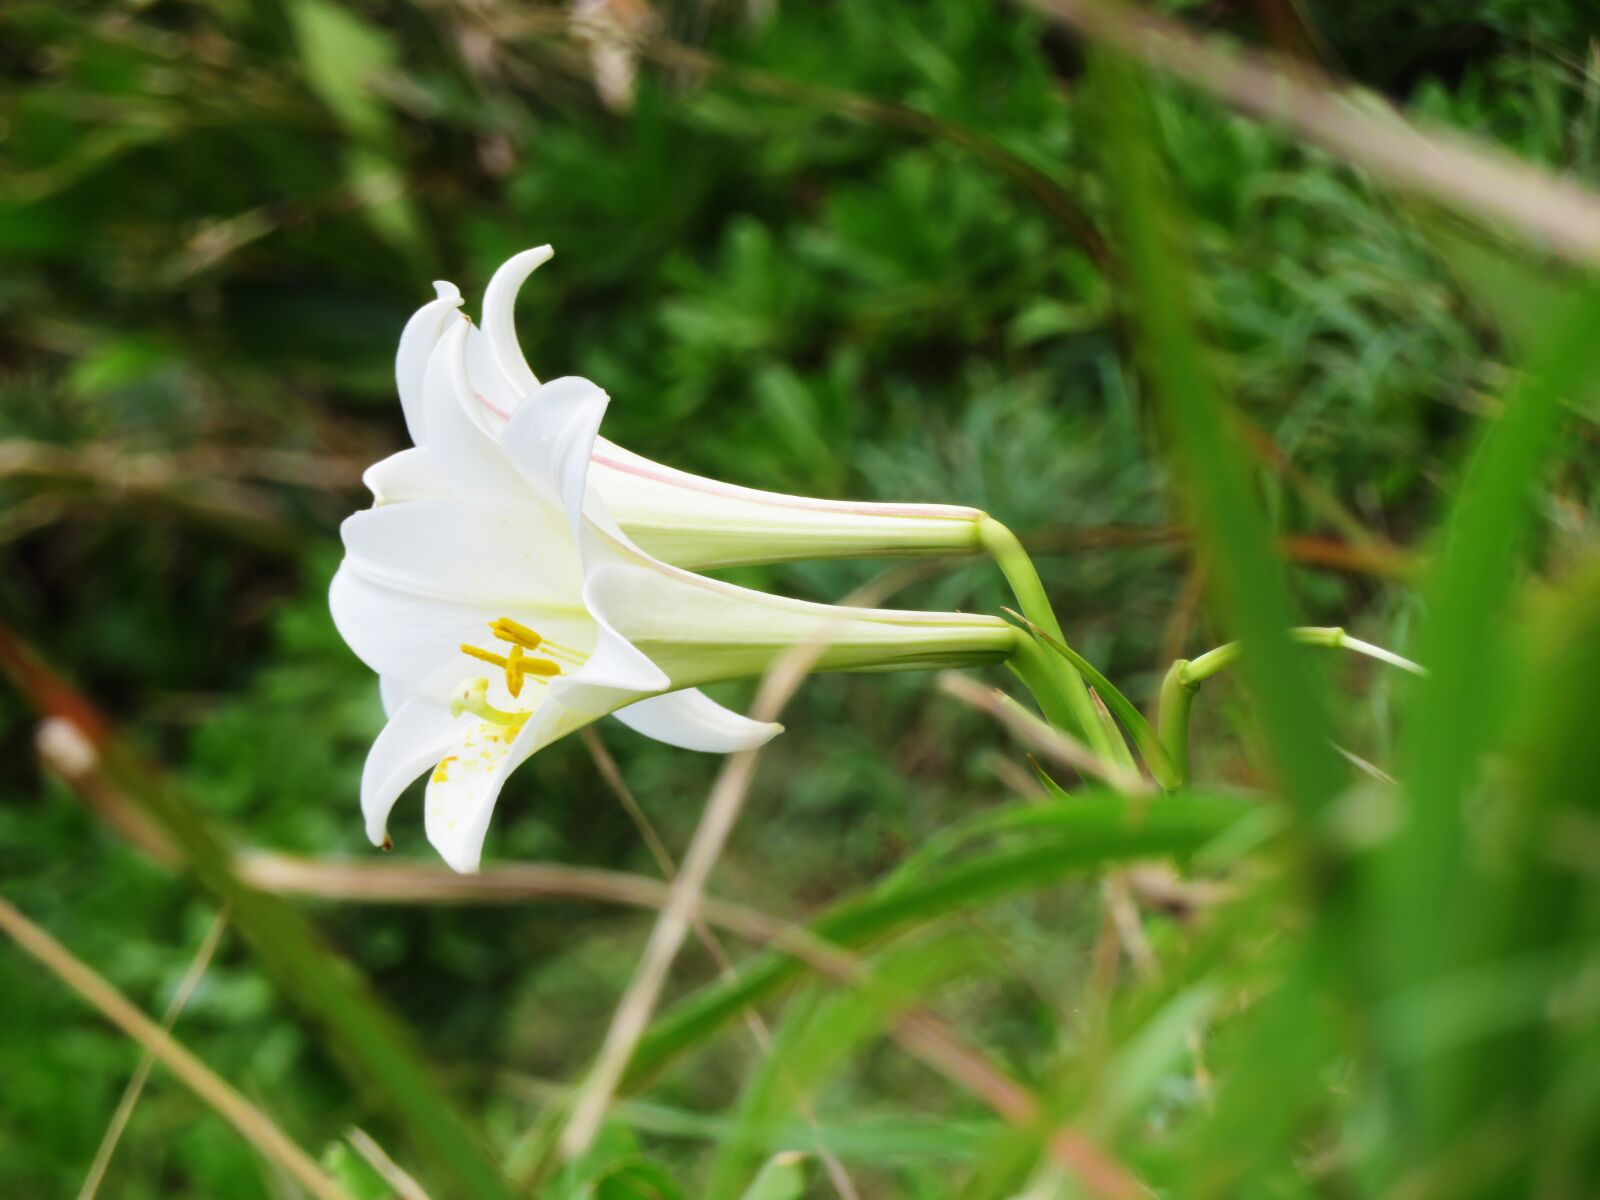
[[365, 245, 986, 570], [332, 354, 1015, 872]]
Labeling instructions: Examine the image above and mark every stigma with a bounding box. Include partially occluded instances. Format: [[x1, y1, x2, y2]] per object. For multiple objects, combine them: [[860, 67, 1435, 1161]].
[[448, 678, 528, 728]]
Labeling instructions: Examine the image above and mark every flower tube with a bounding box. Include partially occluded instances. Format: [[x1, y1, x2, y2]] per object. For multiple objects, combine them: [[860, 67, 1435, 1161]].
[[368, 246, 985, 569]]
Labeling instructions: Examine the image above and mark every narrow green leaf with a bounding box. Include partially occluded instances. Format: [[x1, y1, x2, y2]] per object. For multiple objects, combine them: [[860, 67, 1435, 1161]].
[[0, 632, 512, 1200], [707, 933, 987, 1199], [1088, 48, 1346, 840], [1373, 279, 1600, 1001], [736, 1153, 806, 1200], [623, 794, 1248, 1088], [1005, 608, 1181, 787]]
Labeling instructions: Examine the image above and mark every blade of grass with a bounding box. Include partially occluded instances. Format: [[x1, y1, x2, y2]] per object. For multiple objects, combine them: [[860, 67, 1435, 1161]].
[[1085, 44, 1345, 841], [1030, 0, 1600, 266], [529, 564, 935, 1180], [706, 934, 987, 1199], [622, 793, 1248, 1089], [77, 907, 231, 1200], [0, 894, 351, 1200], [1083, 42, 1349, 1190], [1374, 278, 1600, 1004], [581, 727, 863, 1200], [496, 1079, 995, 1161], [0, 624, 513, 1200], [1382, 513, 1600, 1176]]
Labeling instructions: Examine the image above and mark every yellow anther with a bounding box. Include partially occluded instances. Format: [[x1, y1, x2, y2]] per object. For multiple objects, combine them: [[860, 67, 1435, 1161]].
[[489, 616, 582, 663], [460, 643, 509, 669], [461, 640, 560, 697], [505, 644, 525, 697], [490, 617, 543, 651]]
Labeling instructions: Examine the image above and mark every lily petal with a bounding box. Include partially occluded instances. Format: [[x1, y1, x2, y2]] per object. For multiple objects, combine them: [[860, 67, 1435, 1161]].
[[464, 321, 520, 433], [362, 693, 464, 846], [331, 563, 497, 700], [482, 245, 552, 396], [422, 321, 530, 503], [363, 446, 450, 506], [378, 674, 410, 718], [330, 494, 589, 700], [395, 281, 462, 442], [500, 375, 607, 538], [423, 716, 526, 873], [611, 689, 782, 752], [339, 496, 584, 609]]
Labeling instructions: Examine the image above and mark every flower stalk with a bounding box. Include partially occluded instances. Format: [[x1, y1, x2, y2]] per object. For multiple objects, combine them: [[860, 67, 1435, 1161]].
[[978, 516, 1128, 769], [1157, 626, 1424, 786]]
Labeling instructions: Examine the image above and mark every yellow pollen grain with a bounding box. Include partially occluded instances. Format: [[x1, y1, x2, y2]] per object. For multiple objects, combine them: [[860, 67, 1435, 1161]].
[[431, 755, 459, 784]]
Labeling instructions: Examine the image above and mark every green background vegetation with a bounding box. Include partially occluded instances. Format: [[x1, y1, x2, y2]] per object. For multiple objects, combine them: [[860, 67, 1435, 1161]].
[[3, 1, 1598, 1196]]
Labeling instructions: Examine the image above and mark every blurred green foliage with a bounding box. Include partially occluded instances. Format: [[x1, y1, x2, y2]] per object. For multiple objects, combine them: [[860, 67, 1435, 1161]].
[[3, 1, 1600, 1196]]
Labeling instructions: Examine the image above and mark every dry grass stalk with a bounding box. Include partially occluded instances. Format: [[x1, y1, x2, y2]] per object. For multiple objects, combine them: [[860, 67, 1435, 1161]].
[[937, 671, 1148, 794], [0, 895, 350, 1200], [76, 908, 231, 1200], [582, 728, 863, 1200], [1030, 0, 1600, 265]]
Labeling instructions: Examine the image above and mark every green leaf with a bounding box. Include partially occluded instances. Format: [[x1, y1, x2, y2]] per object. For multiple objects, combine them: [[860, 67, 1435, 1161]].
[[707, 932, 987, 1198], [1088, 49, 1345, 838], [736, 1153, 807, 1200], [286, 0, 424, 259], [623, 793, 1249, 1088], [1371, 278, 1600, 998]]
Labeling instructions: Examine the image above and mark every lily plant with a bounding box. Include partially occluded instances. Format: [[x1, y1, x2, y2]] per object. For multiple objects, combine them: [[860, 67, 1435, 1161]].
[[335, 247, 1424, 875]]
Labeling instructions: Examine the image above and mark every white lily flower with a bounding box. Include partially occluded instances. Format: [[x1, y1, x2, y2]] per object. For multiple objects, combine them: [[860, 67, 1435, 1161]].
[[367, 245, 986, 570], [332, 354, 1015, 872]]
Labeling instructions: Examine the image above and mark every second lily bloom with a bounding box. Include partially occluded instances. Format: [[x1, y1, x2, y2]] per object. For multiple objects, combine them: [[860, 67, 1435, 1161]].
[[373, 245, 989, 569]]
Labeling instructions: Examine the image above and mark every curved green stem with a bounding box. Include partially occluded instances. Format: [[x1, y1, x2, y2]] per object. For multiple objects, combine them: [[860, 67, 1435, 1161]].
[[1007, 634, 1094, 743], [1158, 659, 1197, 787], [979, 517, 1126, 768], [1011, 607, 1182, 790], [1157, 627, 1423, 786]]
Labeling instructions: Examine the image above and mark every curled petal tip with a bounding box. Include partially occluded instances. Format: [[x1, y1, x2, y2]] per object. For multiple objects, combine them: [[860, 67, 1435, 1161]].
[[432, 280, 463, 304]]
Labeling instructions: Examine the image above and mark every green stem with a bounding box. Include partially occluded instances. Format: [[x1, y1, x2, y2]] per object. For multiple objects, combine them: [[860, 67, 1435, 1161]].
[[1005, 608, 1182, 790], [1157, 627, 1423, 787], [1008, 634, 1093, 741], [1158, 659, 1197, 787], [979, 517, 1123, 765]]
